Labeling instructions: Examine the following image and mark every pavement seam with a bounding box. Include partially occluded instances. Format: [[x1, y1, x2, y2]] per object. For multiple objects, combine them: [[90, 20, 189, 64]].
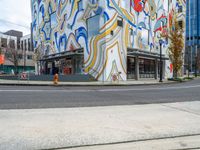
[[170, 147, 200, 150], [40, 134, 200, 150], [161, 104, 200, 117], [1, 84, 200, 93]]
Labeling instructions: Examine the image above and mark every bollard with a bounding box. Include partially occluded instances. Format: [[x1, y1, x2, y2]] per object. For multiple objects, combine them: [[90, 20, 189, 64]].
[[53, 73, 59, 85]]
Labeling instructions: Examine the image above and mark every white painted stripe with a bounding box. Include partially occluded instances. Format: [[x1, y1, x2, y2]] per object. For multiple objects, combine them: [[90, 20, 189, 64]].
[[0, 84, 199, 93], [0, 89, 91, 93], [99, 84, 200, 92]]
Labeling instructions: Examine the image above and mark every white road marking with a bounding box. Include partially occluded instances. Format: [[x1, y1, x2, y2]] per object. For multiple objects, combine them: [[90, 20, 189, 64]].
[[99, 84, 200, 92], [0, 84, 200, 93], [0, 89, 91, 93]]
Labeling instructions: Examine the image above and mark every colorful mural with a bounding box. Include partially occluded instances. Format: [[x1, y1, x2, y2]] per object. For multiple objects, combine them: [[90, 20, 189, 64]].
[[31, 0, 186, 81]]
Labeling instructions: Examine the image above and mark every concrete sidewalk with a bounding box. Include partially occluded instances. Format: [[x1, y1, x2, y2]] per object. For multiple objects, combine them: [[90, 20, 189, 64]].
[[0, 79, 173, 86], [0, 101, 200, 150], [66, 135, 200, 150]]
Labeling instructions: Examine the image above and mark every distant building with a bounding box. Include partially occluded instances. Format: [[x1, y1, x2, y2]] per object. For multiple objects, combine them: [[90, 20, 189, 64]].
[[0, 30, 35, 74], [185, 0, 200, 73], [4, 30, 22, 50]]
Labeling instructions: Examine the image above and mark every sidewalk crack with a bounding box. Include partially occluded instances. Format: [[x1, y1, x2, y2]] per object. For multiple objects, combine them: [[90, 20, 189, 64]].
[[161, 104, 200, 117]]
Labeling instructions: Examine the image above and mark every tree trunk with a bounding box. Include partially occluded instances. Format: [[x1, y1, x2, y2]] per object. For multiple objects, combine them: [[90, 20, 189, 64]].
[[173, 69, 178, 79], [14, 65, 17, 75]]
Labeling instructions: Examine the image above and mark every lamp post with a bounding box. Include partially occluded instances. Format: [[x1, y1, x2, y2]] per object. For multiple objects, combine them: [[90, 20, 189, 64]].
[[159, 39, 163, 82], [157, 20, 164, 82]]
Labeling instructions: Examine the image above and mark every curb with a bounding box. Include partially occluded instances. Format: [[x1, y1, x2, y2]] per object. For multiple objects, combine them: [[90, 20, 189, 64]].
[[0, 81, 178, 87]]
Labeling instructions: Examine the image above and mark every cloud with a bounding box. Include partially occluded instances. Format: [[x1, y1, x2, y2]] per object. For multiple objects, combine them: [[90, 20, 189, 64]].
[[0, 0, 31, 35]]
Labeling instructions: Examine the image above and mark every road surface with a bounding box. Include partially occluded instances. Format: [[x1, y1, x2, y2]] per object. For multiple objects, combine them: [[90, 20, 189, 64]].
[[0, 79, 200, 109]]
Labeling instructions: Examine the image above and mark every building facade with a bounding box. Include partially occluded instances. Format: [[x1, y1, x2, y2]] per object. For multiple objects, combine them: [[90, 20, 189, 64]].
[[0, 30, 35, 74], [185, 0, 200, 73], [31, 0, 186, 81]]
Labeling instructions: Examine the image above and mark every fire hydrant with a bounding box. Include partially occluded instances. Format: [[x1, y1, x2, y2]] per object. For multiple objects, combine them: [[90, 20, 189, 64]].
[[53, 73, 59, 85]]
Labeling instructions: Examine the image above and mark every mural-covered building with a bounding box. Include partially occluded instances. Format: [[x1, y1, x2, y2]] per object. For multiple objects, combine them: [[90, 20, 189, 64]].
[[31, 0, 186, 81]]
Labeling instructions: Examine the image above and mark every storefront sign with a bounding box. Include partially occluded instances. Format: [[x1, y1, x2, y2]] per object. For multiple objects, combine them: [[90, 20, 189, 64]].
[[63, 67, 72, 75]]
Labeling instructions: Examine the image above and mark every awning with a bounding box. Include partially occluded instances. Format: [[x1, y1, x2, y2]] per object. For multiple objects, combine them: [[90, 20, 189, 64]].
[[40, 48, 83, 62], [127, 47, 169, 60]]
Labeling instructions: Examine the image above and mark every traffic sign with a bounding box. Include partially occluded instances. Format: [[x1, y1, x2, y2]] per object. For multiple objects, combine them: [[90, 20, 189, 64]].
[[20, 72, 28, 80]]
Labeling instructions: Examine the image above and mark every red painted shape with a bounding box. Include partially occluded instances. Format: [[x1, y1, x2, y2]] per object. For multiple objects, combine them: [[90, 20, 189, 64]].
[[131, 0, 147, 13], [170, 64, 173, 73], [157, 14, 167, 21], [154, 25, 167, 32], [0, 55, 5, 65]]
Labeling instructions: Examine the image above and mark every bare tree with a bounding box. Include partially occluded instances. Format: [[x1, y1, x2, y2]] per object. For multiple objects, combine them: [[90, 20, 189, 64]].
[[5, 46, 21, 75], [33, 44, 44, 75]]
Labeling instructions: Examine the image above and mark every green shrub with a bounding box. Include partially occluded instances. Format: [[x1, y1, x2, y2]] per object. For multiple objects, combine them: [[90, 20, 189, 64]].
[[183, 77, 194, 80], [168, 78, 184, 82]]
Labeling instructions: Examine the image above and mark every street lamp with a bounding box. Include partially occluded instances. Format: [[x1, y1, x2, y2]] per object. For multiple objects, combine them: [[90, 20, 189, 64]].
[[159, 39, 163, 82], [157, 21, 164, 82]]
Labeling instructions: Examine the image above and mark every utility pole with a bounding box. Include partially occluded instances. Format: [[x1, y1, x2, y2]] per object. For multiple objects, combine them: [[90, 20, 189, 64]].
[[23, 40, 27, 72]]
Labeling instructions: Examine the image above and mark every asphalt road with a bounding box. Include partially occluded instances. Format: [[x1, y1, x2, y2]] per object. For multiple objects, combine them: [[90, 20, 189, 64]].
[[0, 79, 200, 109]]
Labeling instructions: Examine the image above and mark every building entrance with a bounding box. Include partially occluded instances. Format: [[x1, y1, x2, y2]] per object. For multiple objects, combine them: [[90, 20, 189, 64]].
[[40, 49, 84, 75], [127, 57, 156, 79], [127, 57, 135, 79], [139, 58, 155, 78], [127, 48, 168, 80], [59, 55, 83, 75]]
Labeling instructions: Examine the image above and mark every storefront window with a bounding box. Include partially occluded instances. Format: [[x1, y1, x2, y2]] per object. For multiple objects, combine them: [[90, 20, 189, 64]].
[[127, 57, 156, 79], [127, 57, 135, 79], [139, 58, 155, 78]]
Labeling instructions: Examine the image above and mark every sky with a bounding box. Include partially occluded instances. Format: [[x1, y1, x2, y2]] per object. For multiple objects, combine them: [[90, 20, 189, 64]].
[[0, 0, 31, 36]]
